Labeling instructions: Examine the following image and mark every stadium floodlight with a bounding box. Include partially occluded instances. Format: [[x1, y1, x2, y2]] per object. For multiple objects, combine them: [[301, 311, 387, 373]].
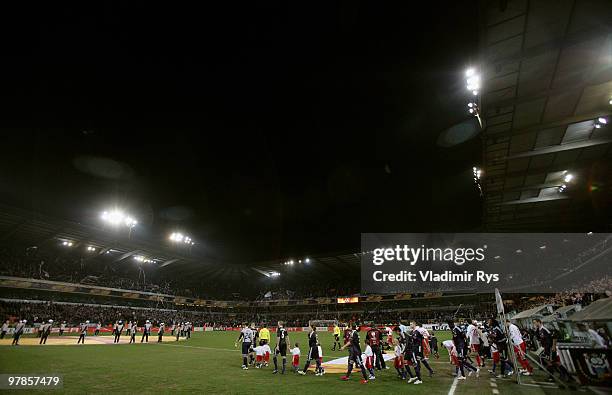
[[594, 117, 608, 129], [466, 75, 480, 90], [467, 102, 479, 116], [465, 69, 481, 93], [170, 232, 195, 245], [170, 232, 184, 242], [101, 210, 137, 228]]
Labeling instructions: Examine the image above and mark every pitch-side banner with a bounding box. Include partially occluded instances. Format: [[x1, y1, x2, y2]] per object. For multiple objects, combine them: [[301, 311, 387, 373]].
[[361, 233, 612, 294]]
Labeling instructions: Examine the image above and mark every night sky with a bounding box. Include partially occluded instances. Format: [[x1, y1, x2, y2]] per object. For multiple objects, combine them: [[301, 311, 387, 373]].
[[0, 2, 482, 263]]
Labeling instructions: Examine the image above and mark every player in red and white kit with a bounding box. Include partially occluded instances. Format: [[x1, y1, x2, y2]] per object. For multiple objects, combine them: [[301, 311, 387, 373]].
[[393, 339, 407, 379], [442, 339, 463, 377], [506, 320, 533, 375], [263, 342, 271, 367], [290, 343, 301, 373], [363, 340, 376, 379], [466, 321, 483, 367], [385, 326, 393, 349], [366, 326, 386, 370], [254, 344, 265, 368]]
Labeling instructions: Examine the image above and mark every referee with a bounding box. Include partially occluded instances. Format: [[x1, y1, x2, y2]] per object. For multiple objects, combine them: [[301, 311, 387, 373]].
[[259, 324, 270, 345], [332, 323, 342, 351]]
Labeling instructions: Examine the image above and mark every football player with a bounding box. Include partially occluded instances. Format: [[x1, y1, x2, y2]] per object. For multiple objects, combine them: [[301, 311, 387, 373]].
[[273, 321, 290, 374]]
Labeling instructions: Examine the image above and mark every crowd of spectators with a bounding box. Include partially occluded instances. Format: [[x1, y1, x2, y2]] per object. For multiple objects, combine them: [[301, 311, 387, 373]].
[[0, 245, 361, 300], [0, 246, 186, 296], [0, 300, 212, 327], [0, 296, 498, 330]]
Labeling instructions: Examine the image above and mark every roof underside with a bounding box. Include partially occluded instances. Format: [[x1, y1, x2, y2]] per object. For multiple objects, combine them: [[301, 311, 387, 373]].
[[0, 204, 360, 284], [479, 0, 612, 231]]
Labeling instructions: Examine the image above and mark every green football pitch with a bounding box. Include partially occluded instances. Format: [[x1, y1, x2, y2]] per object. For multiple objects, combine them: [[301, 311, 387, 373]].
[[0, 331, 580, 394]]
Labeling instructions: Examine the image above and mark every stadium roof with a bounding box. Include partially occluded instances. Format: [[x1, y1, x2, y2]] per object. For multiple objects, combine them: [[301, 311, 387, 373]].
[[512, 304, 551, 319], [568, 297, 612, 322], [479, 0, 612, 231], [0, 204, 363, 284], [0, 204, 201, 270], [542, 304, 581, 322]]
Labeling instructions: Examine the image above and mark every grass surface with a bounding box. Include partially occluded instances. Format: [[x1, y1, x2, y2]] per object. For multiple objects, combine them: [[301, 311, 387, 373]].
[[0, 331, 577, 394]]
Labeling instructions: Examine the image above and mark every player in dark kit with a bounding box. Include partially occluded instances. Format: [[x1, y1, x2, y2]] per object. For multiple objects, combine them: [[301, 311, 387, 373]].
[[77, 321, 88, 344], [533, 318, 568, 381], [340, 323, 370, 384], [39, 320, 52, 344], [114, 320, 124, 343], [393, 326, 418, 381], [235, 323, 254, 370], [403, 328, 430, 384], [273, 321, 290, 374], [130, 324, 138, 344], [366, 326, 386, 370], [158, 323, 165, 342], [429, 331, 440, 358], [141, 320, 152, 343], [449, 321, 478, 379], [298, 325, 323, 376], [411, 327, 435, 377], [12, 320, 25, 345]]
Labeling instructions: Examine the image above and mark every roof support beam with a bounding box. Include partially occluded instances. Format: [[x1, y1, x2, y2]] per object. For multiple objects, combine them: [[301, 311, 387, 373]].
[[504, 138, 612, 160], [114, 250, 140, 263], [497, 195, 569, 205], [159, 258, 180, 268]]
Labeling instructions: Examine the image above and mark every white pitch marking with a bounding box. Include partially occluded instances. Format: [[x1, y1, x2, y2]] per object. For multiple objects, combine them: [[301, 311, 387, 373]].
[[448, 377, 459, 395], [158, 343, 238, 352]]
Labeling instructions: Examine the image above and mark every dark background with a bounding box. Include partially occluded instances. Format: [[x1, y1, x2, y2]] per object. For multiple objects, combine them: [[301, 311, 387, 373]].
[[0, 1, 482, 263]]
